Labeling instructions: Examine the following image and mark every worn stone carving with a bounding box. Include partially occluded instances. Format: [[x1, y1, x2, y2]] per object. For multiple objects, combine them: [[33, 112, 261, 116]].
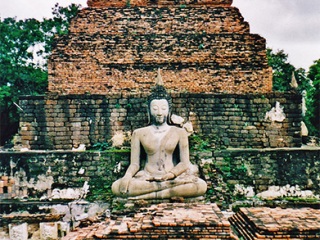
[[112, 72, 207, 199], [265, 101, 286, 122]]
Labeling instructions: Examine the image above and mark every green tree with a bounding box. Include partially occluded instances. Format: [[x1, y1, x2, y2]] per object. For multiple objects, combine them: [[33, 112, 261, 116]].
[[0, 18, 46, 108], [0, 3, 81, 143], [267, 48, 295, 92], [307, 60, 320, 137], [41, 3, 81, 58], [267, 48, 319, 137]]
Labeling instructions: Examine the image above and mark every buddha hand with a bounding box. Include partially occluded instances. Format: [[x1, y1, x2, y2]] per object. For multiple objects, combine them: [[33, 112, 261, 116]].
[[161, 172, 175, 181], [119, 175, 131, 195]]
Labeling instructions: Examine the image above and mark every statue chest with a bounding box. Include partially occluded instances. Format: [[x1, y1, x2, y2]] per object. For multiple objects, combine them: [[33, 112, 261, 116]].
[[140, 131, 179, 155]]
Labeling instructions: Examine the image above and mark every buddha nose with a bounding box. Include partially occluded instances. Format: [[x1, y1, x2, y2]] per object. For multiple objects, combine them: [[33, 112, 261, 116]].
[[157, 109, 164, 115]]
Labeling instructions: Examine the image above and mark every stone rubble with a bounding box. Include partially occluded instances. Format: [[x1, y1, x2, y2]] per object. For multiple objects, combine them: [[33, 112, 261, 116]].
[[0, 200, 110, 239]]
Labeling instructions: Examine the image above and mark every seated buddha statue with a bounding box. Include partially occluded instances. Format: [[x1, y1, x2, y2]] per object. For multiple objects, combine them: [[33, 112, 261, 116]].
[[112, 72, 207, 199]]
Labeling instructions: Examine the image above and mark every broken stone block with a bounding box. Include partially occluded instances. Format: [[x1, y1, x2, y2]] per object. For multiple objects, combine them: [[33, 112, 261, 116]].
[[40, 222, 58, 240], [9, 223, 28, 240], [57, 222, 70, 238]]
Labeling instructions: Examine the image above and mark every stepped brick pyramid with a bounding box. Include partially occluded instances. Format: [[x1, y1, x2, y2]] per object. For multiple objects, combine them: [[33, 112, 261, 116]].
[[48, 0, 272, 95], [229, 207, 320, 239]]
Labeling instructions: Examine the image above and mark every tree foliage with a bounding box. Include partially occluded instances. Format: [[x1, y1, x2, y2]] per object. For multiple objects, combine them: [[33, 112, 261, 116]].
[[0, 4, 80, 108], [267, 48, 295, 92], [267, 48, 319, 137], [307, 60, 320, 136], [0, 18, 45, 109], [0, 4, 80, 142]]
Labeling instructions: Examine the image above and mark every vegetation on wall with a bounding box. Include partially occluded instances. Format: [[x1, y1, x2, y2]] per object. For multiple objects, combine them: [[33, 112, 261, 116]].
[[86, 153, 129, 203], [200, 156, 252, 208]]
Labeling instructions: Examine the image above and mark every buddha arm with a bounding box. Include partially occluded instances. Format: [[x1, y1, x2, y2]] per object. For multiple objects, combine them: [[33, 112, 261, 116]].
[[169, 130, 190, 177], [124, 130, 140, 178]]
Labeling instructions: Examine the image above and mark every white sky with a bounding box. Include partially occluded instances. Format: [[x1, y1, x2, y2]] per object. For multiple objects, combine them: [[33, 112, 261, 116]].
[[1, 0, 319, 70]]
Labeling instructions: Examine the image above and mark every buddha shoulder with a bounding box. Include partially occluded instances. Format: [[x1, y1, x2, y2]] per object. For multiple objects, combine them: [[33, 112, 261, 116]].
[[132, 126, 153, 136], [172, 126, 188, 136]]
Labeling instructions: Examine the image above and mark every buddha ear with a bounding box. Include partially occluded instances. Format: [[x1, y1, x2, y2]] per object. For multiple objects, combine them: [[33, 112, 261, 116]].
[[147, 107, 151, 125], [167, 109, 172, 124]]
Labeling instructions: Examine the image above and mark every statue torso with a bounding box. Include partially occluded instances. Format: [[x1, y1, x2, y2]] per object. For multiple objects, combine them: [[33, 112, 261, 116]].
[[136, 125, 181, 176]]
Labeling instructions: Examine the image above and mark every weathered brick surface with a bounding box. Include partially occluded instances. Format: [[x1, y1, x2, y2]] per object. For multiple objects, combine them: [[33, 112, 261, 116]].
[[202, 148, 320, 205], [70, 7, 249, 35], [87, 0, 233, 8], [19, 92, 301, 150], [61, 203, 233, 239], [48, 4, 272, 94], [230, 207, 320, 239]]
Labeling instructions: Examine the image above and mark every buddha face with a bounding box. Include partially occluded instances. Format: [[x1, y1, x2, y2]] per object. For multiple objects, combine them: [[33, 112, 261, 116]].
[[150, 99, 169, 125]]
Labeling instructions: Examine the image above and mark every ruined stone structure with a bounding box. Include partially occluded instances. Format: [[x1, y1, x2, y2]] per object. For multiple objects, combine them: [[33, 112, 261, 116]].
[[1, 149, 320, 238], [1, 149, 320, 202], [49, 0, 272, 95], [230, 207, 320, 239], [19, 93, 302, 150], [19, 0, 300, 150], [64, 203, 234, 239], [5, 2, 318, 238]]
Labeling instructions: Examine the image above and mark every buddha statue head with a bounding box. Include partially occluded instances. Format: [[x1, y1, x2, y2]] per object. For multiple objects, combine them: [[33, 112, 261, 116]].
[[147, 69, 172, 125]]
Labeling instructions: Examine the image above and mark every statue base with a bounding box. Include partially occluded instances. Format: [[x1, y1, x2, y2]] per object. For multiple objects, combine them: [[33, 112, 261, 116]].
[[97, 202, 233, 239], [111, 196, 206, 215]]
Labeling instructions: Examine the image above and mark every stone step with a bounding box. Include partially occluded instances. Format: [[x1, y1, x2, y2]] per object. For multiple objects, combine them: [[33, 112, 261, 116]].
[[229, 207, 320, 239], [71, 7, 249, 35], [62, 203, 234, 239]]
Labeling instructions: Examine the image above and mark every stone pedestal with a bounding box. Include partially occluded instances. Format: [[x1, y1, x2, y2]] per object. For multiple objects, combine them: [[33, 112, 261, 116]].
[[62, 203, 234, 239]]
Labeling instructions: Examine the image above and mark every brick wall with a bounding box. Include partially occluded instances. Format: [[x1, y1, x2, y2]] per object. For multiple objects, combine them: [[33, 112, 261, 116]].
[[0, 148, 319, 201], [48, 5, 272, 94], [19, 92, 302, 150], [87, 0, 233, 8], [204, 148, 320, 205]]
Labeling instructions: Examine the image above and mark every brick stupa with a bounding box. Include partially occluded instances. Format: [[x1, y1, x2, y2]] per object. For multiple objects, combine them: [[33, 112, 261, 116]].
[[48, 0, 272, 94]]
